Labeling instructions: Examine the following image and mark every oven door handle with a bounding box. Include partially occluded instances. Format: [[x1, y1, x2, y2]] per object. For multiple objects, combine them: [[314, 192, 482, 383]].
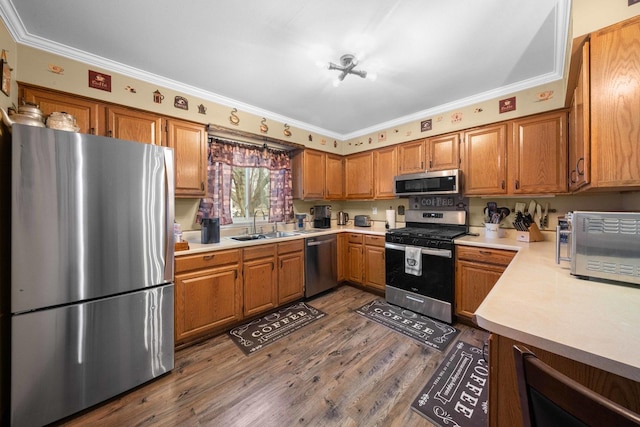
[[385, 242, 452, 259]]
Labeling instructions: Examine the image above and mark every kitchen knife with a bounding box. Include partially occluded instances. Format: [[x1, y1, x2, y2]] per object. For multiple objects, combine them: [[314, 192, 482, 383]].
[[536, 204, 542, 227], [528, 200, 537, 218], [542, 203, 549, 228]]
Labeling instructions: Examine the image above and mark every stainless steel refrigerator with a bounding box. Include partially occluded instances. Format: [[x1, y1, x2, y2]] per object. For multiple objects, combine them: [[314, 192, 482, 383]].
[[9, 124, 175, 426]]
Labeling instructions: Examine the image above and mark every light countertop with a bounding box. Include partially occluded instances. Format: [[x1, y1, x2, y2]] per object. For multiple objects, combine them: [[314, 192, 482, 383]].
[[458, 234, 640, 382]]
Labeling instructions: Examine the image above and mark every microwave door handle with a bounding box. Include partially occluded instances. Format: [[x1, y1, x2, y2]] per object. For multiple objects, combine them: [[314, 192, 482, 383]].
[[385, 243, 452, 259], [555, 226, 572, 264]]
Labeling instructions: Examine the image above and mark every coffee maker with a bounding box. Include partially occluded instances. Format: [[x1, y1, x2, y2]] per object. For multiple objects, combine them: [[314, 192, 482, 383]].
[[312, 205, 331, 229]]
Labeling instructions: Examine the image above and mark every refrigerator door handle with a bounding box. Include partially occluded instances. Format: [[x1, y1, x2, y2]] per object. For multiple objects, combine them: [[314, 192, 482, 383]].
[[164, 148, 175, 281]]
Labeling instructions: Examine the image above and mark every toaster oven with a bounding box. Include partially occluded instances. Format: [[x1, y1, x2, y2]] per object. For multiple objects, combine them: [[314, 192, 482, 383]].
[[556, 211, 640, 286]]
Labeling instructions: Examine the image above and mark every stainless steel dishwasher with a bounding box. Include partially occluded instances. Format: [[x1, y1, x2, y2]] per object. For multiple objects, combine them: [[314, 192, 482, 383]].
[[304, 234, 337, 298]]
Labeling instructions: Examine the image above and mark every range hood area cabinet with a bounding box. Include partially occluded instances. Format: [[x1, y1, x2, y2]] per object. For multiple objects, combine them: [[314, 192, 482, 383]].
[[462, 111, 568, 196], [396, 133, 461, 176]]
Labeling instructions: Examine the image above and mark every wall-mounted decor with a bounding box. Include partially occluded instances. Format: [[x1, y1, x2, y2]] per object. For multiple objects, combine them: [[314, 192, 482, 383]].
[[536, 90, 554, 102], [321, 139, 326, 145], [421, 119, 432, 132], [174, 96, 188, 110], [308, 134, 313, 142], [378, 132, 387, 142], [47, 64, 64, 75], [197, 104, 207, 114], [124, 85, 136, 93], [153, 90, 164, 104], [499, 96, 516, 113], [229, 108, 240, 125], [451, 112, 462, 123], [88, 70, 111, 92], [630, 0, 640, 6], [333, 140, 337, 148], [1, 56, 11, 96], [283, 124, 292, 137], [260, 118, 268, 133], [474, 107, 484, 113]]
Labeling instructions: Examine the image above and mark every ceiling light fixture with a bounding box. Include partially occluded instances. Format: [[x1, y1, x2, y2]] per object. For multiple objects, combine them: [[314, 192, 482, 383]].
[[328, 54, 367, 85]]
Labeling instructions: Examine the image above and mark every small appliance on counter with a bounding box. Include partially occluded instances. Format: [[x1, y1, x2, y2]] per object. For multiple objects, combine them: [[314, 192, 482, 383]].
[[312, 205, 332, 229], [337, 211, 349, 225], [201, 217, 220, 243], [556, 211, 640, 286], [295, 213, 307, 231], [354, 215, 372, 227]]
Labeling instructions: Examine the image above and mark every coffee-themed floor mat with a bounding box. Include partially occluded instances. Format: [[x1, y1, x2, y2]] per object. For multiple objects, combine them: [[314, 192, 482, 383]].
[[411, 340, 489, 427], [229, 302, 326, 355], [354, 299, 459, 351]]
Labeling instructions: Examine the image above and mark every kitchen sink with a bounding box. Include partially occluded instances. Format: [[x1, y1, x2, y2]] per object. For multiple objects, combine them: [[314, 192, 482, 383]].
[[229, 231, 299, 241]]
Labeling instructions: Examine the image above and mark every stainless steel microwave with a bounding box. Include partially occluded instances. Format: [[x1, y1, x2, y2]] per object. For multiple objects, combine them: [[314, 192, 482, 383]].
[[394, 169, 461, 196], [556, 211, 640, 286]]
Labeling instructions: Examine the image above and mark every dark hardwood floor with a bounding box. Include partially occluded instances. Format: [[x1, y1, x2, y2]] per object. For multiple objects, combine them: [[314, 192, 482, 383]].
[[58, 285, 488, 427]]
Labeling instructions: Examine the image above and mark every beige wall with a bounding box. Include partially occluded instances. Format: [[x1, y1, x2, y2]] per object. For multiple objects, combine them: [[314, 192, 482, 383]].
[[573, 0, 640, 36]]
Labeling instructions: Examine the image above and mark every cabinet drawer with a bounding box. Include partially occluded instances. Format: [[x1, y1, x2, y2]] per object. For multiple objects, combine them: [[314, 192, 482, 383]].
[[456, 245, 515, 266], [278, 239, 304, 255], [175, 249, 240, 273], [348, 233, 363, 244], [243, 243, 277, 261], [364, 235, 385, 247]]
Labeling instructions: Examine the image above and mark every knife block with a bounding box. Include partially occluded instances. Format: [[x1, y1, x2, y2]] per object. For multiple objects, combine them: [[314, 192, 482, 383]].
[[516, 222, 544, 242]]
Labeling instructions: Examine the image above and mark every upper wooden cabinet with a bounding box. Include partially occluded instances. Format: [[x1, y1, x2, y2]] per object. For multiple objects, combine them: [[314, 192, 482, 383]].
[[345, 151, 374, 199], [463, 124, 508, 195], [166, 119, 207, 198], [427, 133, 460, 171], [20, 85, 103, 135], [509, 111, 568, 194], [106, 106, 163, 145], [292, 149, 327, 200], [325, 153, 344, 200], [568, 39, 591, 192], [397, 139, 425, 175], [590, 16, 640, 189], [374, 145, 397, 199]]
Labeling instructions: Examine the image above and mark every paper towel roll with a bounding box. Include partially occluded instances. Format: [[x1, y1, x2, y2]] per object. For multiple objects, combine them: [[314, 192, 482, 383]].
[[386, 209, 396, 229]]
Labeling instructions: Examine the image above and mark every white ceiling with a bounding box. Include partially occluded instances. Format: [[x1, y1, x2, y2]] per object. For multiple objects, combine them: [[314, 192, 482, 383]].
[[0, 0, 571, 139]]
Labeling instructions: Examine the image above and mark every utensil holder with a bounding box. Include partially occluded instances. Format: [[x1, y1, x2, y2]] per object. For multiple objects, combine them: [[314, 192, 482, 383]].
[[484, 222, 503, 239], [516, 222, 544, 242]]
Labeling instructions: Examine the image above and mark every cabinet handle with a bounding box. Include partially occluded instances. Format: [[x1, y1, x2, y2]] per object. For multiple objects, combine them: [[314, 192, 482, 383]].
[[576, 157, 585, 176], [280, 259, 283, 269], [429, 160, 433, 169], [514, 180, 519, 190], [479, 250, 492, 255], [201, 182, 205, 191], [570, 169, 578, 184], [90, 127, 95, 135], [501, 180, 505, 190], [203, 255, 214, 261], [271, 261, 274, 271], [108, 130, 113, 138], [420, 161, 424, 169]]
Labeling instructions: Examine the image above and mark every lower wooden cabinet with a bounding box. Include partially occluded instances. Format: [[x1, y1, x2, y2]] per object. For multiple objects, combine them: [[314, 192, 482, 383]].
[[277, 240, 305, 305], [455, 245, 515, 324], [346, 233, 364, 283], [174, 249, 242, 344], [243, 244, 278, 317], [363, 235, 385, 292]]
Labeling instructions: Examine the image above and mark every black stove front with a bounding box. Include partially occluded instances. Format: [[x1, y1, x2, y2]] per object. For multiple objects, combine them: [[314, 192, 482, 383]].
[[384, 202, 468, 324]]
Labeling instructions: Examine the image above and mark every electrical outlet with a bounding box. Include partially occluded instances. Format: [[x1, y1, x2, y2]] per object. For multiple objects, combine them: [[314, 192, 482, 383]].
[[372, 207, 378, 214]]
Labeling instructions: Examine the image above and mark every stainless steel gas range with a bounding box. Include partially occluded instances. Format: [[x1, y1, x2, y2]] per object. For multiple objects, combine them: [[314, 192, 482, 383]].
[[385, 196, 468, 324]]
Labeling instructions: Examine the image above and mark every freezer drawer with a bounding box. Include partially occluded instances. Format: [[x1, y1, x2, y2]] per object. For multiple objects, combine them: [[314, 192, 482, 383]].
[[11, 284, 174, 427]]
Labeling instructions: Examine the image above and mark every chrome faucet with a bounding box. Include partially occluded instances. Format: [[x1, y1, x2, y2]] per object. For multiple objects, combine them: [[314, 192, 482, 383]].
[[253, 208, 266, 234]]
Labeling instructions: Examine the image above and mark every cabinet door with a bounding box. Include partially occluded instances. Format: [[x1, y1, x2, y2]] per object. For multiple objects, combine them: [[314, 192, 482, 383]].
[[397, 140, 426, 175], [591, 16, 640, 188], [374, 146, 398, 199], [510, 111, 568, 194], [243, 257, 277, 317], [278, 251, 304, 305], [106, 106, 163, 145], [166, 119, 207, 197], [569, 41, 591, 192], [455, 260, 505, 323], [174, 266, 241, 343], [463, 124, 508, 195], [21, 85, 103, 135], [345, 151, 374, 199], [292, 149, 326, 199], [347, 243, 363, 283], [427, 133, 460, 171], [337, 233, 348, 282], [364, 245, 385, 292], [325, 153, 344, 199]]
